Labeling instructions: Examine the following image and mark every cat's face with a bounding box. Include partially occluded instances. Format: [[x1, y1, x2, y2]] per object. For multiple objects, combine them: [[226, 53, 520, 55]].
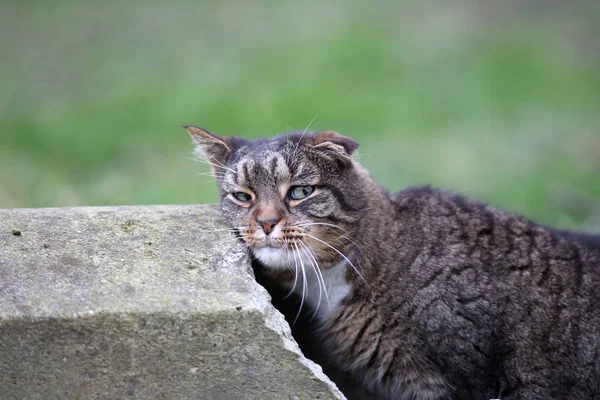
[[185, 126, 367, 271]]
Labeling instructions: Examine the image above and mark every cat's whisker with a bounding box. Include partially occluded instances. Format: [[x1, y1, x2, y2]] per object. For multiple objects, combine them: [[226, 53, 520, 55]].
[[336, 235, 363, 250], [187, 155, 236, 174], [292, 241, 308, 326], [284, 240, 300, 301], [283, 238, 295, 274], [204, 228, 241, 234], [326, 232, 364, 251], [186, 156, 222, 168], [299, 240, 331, 315], [295, 221, 356, 236], [192, 175, 219, 184], [303, 233, 367, 284], [206, 225, 250, 231], [205, 233, 239, 240], [295, 222, 348, 232], [209, 157, 237, 174], [298, 241, 322, 320], [295, 222, 363, 249], [191, 168, 227, 176], [193, 171, 227, 179], [306, 244, 331, 311], [294, 112, 319, 152]]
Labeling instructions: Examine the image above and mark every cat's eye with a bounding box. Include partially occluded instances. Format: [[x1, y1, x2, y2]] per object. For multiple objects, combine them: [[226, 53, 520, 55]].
[[289, 185, 315, 200], [233, 192, 252, 203]]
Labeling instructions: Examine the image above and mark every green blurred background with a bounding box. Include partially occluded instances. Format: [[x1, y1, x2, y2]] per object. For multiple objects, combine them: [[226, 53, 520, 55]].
[[1, 1, 599, 231]]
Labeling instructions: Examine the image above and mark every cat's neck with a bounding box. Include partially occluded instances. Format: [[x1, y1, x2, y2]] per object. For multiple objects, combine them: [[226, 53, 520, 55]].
[[289, 167, 395, 319], [304, 167, 396, 316], [349, 165, 398, 276], [291, 257, 353, 321]]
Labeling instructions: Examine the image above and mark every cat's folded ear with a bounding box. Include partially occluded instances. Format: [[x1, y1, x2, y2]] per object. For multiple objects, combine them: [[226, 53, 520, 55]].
[[311, 131, 359, 164], [183, 125, 233, 178]]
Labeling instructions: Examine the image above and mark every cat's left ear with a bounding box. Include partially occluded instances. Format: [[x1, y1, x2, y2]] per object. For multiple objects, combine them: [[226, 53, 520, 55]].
[[312, 131, 359, 163], [183, 125, 234, 177]]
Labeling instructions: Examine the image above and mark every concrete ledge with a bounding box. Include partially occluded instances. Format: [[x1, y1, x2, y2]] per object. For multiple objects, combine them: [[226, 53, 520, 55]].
[[0, 205, 344, 399]]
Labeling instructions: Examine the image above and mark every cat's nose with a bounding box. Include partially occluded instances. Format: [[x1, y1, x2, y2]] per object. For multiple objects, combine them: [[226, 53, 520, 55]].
[[258, 217, 280, 235]]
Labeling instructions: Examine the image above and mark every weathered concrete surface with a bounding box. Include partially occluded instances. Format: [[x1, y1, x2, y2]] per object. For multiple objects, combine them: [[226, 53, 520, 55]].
[[0, 205, 344, 400]]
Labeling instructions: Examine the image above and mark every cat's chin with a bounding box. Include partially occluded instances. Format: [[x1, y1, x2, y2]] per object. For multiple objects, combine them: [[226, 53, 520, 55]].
[[252, 246, 313, 270]]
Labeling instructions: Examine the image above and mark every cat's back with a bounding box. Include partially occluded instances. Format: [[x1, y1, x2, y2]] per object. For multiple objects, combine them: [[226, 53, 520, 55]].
[[390, 185, 600, 297], [391, 185, 600, 264], [385, 186, 600, 399]]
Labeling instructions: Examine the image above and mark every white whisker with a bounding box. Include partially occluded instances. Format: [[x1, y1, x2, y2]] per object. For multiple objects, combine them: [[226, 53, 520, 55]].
[[210, 157, 237, 173], [295, 222, 347, 232], [303, 233, 367, 284], [298, 241, 322, 320], [204, 228, 241, 233], [294, 112, 319, 152], [299, 240, 331, 317], [186, 156, 236, 174], [292, 241, 308, 326], [193, 171, 227, 178], [284, 241, 300, 300], [295, 222, 363, 249]]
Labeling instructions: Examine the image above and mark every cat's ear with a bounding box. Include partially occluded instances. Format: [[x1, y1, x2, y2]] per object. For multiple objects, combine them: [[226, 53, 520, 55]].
[[183, 125, 233, 177], [311, 131, 359, 163]]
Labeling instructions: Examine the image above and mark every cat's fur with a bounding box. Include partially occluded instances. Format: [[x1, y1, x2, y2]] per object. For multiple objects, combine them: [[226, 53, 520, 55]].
[[185, 125, 600, 400]]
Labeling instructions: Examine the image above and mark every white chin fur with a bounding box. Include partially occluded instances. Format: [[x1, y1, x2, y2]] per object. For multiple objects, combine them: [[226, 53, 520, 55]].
[[252, 246, 353, 320], [253, 246, 311, 269]]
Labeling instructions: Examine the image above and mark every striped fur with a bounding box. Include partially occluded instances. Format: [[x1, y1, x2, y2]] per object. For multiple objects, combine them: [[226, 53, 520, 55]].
[[186, 126, 600, 400]]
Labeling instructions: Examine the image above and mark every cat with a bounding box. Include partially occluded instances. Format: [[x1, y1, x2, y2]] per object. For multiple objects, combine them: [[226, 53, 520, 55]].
[[184, 125, 600, 400]]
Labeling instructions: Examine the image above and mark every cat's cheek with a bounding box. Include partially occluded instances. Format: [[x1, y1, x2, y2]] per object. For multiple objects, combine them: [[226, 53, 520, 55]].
[[292, 196, 333, 219], [306, 205, 339, 222]]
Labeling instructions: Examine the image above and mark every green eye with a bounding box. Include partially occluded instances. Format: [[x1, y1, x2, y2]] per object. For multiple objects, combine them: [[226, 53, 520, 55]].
[[233, 192, 252, 202], [289, 185, 315, 200]]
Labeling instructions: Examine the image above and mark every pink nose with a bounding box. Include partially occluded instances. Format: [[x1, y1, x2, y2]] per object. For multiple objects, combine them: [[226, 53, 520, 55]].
[[258, 218, 280, 235]]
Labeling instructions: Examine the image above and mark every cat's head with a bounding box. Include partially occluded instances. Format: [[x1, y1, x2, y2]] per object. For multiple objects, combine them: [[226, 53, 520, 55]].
[[185, 125, 368, 271]]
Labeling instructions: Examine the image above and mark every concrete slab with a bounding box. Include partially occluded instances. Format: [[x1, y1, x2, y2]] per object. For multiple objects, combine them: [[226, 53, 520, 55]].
[[0, 205, 344, 400]]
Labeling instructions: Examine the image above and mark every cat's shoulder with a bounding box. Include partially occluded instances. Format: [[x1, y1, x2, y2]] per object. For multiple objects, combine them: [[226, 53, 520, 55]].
[[390, 185, 486, 213], [390, 185, 600, 250]]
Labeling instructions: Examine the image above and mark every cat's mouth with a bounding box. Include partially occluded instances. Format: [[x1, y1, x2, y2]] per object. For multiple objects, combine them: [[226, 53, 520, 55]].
[[253, 242, 301, 253], [262, 244, 287, 249], [250, 236, 305, 250], [253, 245, 294, 269]]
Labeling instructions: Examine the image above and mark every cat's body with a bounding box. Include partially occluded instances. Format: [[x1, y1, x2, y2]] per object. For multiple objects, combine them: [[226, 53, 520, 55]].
[[319, 185, 600, 400], [185, 126, 600, 400]]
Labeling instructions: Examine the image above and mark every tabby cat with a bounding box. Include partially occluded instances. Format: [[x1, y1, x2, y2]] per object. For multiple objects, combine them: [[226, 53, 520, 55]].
[[185, 125, 600, 400]]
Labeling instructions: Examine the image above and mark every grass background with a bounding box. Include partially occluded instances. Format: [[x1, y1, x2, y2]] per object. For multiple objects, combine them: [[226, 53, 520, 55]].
[[1, 1, 599, 231]]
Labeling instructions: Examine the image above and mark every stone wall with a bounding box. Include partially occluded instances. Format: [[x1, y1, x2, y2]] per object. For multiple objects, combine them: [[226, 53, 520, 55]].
[[0, 205, 344, 399]]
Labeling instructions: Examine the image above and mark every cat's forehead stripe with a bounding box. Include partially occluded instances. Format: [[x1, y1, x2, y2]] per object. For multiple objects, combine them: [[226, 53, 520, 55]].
[[267, 151, 291, 181], [233, 151, 292, 190], [236, 157, 253, 187]]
